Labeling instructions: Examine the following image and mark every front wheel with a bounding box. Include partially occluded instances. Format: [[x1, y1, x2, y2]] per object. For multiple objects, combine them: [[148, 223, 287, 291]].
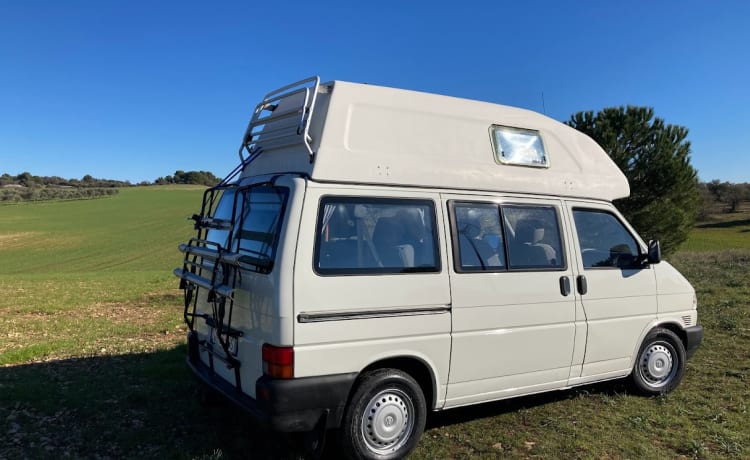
[[631, 327, 686, 395], [339, 368, 426, 460]]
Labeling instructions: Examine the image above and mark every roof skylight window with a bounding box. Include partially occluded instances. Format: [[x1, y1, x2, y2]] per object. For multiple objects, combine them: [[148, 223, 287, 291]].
[[491, 125, 549, 168]]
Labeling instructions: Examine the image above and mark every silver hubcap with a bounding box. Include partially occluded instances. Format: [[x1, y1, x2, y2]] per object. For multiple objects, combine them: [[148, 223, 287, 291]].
[[361, 389, 414, 453], [639, 343, 674, 387]]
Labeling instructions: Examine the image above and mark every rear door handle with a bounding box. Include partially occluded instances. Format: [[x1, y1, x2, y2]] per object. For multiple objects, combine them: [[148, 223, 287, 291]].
[[576, 275, 587, 295], [559, 276, 571, 296]]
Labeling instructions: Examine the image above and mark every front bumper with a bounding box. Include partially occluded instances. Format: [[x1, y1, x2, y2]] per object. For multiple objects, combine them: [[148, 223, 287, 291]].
[[187, 333, 357, 432], [685, 325, 703, 359]]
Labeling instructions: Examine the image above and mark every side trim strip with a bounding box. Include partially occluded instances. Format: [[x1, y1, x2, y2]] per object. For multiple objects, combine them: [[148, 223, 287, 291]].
[[297, 306, 451, 323]]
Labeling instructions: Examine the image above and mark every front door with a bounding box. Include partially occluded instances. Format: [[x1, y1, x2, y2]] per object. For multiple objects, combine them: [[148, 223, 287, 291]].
[[564, 201, 658, 383]]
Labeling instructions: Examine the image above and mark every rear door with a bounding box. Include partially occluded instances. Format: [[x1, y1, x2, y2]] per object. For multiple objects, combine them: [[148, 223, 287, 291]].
[[444, 195, 578, 407], [188, 178, 295, 398], [564, 201, 658, 382]]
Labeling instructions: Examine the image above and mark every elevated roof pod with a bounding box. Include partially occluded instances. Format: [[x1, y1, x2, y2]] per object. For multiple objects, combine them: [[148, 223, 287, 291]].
[[241, 78, 629, 202]]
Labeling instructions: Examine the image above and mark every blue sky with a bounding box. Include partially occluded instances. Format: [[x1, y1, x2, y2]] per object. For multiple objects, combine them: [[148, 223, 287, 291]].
[[1, 1, 748, 183]]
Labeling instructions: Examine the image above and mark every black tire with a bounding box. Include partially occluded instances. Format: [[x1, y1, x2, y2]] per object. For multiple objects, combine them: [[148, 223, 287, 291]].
[[339, 368, 427, 460], [631, 327, 686, 395]]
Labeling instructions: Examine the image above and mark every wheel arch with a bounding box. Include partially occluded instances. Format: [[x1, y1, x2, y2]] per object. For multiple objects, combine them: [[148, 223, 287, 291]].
[[657, 321, 688, 349], [629, 320, 687, 370], [352, 355, 438, 411]]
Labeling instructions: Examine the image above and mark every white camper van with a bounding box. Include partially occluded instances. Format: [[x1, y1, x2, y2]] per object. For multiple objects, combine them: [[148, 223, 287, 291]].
[[175, 77, 702, 459]]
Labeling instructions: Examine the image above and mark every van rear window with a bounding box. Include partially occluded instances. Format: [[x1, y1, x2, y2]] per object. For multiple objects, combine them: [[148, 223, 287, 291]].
[[205, 188, 236, 250], [236, 186, 288, 271], [315, 197, 440, 275], [205, 185, 288, 272]]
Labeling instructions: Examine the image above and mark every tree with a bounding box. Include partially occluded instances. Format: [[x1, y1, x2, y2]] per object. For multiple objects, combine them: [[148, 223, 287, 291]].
[[696, 182, 715, 220], [706, 180, 749, 213], [15, 172, 34, 187], [166, 170, 220, 186], [0, 173, 12, 186], [567, 106, 699, 256]]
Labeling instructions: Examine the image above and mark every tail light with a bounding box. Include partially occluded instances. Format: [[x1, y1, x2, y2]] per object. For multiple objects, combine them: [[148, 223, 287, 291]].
[[262, 343, 294, 379]]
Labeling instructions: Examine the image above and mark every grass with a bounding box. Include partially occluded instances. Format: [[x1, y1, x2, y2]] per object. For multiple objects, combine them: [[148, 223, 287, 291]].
[[0, 186, 201, 368], [1, 190, 749, 459], [683, 206, 750, 252]]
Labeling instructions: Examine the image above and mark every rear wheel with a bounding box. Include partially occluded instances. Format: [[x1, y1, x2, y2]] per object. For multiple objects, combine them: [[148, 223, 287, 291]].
[[339, 368, 426, 460], [631, 327, 686, 395]]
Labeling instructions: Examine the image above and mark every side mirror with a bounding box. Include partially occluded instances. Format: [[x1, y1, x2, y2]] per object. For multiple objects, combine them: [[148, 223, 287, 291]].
[[647, 240, 661, 264]]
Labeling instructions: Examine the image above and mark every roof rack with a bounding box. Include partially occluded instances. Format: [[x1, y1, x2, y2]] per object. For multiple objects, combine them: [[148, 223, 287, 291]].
[[239, 76, 321, 162]]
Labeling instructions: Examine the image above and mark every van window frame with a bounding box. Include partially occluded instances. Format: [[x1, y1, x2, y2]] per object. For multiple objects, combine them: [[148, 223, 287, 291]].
[[448, 200, 508, 273], [449, 201, 567, 273], [313, 196, 441, 276]]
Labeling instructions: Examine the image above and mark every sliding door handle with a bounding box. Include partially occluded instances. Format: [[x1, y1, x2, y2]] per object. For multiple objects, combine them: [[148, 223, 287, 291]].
[[559, 276, 571, 296], [576, 275, 588, 295]]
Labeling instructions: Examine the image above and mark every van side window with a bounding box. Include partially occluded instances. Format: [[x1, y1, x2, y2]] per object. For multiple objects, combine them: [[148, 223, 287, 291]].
[[453, 203, 505, 271], [573, 209, 640, 269], [450, 203, 564, 272], [315, 197, 439, 275], [503, 206, 564, 270]]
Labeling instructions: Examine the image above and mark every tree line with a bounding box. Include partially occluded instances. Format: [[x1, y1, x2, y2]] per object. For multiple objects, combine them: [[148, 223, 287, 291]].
[[0, 173, 124, 202], [1, 171, 222, 189], [0, 172, 131, 188], [0, 186, 119, 203], [0, 170, 221, 203]]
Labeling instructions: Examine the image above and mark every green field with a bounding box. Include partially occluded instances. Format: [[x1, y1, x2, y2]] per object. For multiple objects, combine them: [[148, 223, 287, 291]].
[[1, 188, 749, 459], [0, 186, 200, 365], [683, 211, 750, 252]]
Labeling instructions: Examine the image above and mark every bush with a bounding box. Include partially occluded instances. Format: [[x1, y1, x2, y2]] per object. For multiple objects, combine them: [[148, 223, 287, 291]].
[[0, 186, 119, 203]]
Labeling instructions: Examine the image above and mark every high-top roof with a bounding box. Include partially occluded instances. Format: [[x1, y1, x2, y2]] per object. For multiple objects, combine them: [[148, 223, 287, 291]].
[[241, 78, 629, 202]]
